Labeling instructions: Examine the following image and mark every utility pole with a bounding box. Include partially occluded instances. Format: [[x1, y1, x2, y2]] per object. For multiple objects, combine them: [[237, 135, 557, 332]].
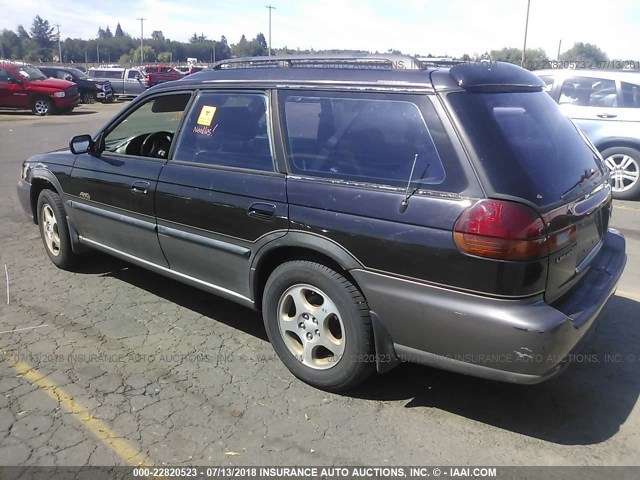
[[521, 0, 531, 67], [266, 5, 275, 56], [137, 17, 146, 64], [55, 24, 62, 63], [557, 39, 562, 61]]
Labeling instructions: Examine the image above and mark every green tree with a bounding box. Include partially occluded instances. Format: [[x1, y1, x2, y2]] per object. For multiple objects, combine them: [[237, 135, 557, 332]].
[[0, 29, 23, 59], [131, 45, 156, 63], [115, 23, 125, 37], [29, 15, 55, 61], [490, 47, 548, 70], [104, 26, 113, 38], [151, 30, 165, 41], [157, 51, 172, 62], [560, 42, 607, 67]]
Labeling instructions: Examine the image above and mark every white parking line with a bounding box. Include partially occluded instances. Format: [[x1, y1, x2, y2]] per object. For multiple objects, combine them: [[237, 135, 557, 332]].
[[0, 325, 48, 335]]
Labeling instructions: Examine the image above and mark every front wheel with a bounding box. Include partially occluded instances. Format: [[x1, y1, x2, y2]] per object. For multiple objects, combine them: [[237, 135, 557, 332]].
[[37, 190, 76, 269], [32, 97, 53, 116], [262, 261, 375, 391], [601, 147, 640, 200]]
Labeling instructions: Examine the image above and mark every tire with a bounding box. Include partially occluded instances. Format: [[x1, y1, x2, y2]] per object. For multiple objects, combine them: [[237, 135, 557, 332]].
[[81, 91, 95, 104], [37, 190, 76, 269], [32, 97, 53, 116], [262, 261, 375, 391], [601, 147, 640, 200]]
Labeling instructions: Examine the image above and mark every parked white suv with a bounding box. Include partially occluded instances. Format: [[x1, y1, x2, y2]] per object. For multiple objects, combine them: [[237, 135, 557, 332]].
[[535, 69, 640, 199]]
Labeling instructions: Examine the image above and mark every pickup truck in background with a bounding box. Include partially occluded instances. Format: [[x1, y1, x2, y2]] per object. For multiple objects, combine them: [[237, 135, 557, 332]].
[[0, 61, 80, 115], [39, 66, 113, 104], [141, 65, 183, 86], [87, 67, 149, 98]]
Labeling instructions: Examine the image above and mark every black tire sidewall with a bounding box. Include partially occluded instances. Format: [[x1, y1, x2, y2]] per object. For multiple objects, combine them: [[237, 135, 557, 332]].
[[37, 190, 75, 269], [262, 261, 374, 391], [601, 146, 640, 200]]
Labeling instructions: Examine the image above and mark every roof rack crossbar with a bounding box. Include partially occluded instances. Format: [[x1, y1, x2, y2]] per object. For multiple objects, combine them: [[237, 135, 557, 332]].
[[211, 54, 426, 71]]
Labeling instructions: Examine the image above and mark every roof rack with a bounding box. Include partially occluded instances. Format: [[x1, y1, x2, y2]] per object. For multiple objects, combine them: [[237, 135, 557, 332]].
[[211, 54, 426, 71], [416, 57, 465, 68]]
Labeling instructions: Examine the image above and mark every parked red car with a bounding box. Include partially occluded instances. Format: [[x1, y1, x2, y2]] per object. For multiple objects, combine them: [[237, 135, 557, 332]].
[[0, 62, 80, 115], [141, 65, 182, 87]]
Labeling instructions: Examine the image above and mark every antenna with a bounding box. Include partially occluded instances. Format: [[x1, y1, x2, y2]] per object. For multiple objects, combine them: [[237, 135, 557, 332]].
[[399, 154, 418, 213]]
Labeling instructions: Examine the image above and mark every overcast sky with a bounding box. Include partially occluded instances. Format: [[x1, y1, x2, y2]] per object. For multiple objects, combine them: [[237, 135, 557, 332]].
[[2, 0, 639, 60]]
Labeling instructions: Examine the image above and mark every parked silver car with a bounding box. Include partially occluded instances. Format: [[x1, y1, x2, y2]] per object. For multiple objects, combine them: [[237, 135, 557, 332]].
[[535, 69, 640, 199], [87, 67, 149, 99]]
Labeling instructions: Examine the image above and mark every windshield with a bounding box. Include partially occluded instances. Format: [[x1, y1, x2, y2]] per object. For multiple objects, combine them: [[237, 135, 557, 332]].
[[15, 65, 46, 81], [68, 68, 89, 79], [447, 91, 604, 207]]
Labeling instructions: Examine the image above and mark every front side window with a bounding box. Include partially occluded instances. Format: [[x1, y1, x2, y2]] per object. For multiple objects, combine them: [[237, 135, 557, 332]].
[[0, 69, 10, 83], [281, 92, 446, 188], [103, 93, 191, 159], [172, 92, 273, 171], [560, 76, 617, 107]]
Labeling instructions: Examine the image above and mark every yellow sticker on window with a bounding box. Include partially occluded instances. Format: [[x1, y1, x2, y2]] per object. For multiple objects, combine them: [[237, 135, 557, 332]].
[[197, 105, 217, 126]]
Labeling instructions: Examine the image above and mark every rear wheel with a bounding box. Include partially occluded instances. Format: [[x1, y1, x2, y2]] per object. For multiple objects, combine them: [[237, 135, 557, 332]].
[[37, 190, 76, 269], [602, 147, 640, 199], [262, 261, 375, 391], [32, 97, 53, 116]]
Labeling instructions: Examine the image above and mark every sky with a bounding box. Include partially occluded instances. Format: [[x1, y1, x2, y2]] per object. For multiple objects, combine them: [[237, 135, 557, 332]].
[[2, 0, 640, 60]]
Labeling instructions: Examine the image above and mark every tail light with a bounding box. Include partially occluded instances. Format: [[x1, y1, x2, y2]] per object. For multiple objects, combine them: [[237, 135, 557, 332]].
[[454, 200, 579, 261], [454, 200, 547, 260]]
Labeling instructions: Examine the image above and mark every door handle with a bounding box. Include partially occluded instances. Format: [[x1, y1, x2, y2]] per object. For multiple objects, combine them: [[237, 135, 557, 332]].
[[130, 181, 150, 194], [248, 202, 276, 219], [596, 113, 617, 119]]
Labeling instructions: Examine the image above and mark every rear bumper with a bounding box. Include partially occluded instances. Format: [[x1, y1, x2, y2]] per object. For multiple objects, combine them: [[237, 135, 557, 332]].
[[352, 229, 627, 384]]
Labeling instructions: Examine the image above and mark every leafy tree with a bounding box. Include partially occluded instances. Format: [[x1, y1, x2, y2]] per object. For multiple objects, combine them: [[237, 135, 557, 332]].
[[131, 45, 156, 63], [189, 32, 208, 44], [17, 25, 30, 39], [0, 29, 23, 58], [256, 33, 267, 50], [104, 26, 113, 38], [97, 27, 106, 40], [29, 15, 55, 61], [560, 42, 607, 67], [115, 23, 125, 38], [157, 51, 172, 62], [151, 30, 165, 41], [490, 47, 548, 70]]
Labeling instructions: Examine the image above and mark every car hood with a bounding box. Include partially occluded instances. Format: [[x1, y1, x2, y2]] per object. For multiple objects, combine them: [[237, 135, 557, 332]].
[[31, 78, 76, 90]]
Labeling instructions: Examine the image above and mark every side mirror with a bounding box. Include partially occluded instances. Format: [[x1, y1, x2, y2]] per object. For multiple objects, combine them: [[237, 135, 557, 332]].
[[69, 134, 94, 155], [9, 77, 21, 85]]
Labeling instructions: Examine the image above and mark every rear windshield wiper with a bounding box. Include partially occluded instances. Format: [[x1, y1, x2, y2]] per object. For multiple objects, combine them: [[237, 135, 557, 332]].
[[560, 168, 598, 200]]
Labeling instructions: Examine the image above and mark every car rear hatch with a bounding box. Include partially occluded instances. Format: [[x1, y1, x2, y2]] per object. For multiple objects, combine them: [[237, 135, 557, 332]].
[[442, 64, 611, 303]]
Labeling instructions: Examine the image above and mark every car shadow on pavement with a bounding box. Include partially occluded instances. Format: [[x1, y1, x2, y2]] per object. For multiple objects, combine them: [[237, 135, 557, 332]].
[[73, 252, 269, 342], [352, 295, 640, 446], [72, 253, 639, 446]]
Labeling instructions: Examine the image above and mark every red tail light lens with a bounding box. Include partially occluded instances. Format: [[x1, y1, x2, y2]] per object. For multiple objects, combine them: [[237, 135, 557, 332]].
[[454, 200, 548, 260]]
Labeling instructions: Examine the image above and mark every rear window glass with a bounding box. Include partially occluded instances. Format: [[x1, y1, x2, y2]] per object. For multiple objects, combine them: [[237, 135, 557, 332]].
[[447, 91, 604, 206]]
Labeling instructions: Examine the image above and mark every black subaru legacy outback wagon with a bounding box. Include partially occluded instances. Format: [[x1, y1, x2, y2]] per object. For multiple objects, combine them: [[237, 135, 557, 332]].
[[17, 55, 626, 391]]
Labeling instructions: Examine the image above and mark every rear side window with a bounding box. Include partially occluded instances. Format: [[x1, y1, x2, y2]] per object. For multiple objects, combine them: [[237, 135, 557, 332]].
[[447, 91, 604, 206], [90, 70, 122, 79], [173, 92, 274, 171], [559, 76, 617, 107], [281, 92, 451, 190], [621, 82, 640, 107]]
